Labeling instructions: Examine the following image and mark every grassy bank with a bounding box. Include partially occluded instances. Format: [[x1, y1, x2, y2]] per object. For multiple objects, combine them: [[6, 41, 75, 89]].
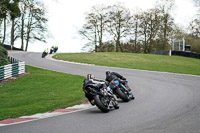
[[53, 52, 200, 76], [0, 65, 86, 120]]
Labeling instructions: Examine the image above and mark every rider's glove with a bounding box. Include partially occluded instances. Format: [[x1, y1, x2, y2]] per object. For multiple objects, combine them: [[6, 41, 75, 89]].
[[122, 77, 126, 80]]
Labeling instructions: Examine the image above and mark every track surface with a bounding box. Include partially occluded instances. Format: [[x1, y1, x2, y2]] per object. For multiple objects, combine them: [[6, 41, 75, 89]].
[[1, 51, 200, 133]]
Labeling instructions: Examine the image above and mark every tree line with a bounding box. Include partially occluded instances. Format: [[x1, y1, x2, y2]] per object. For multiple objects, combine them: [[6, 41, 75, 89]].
[[80, 0, 200, 53], [0, 0, 48, 51]]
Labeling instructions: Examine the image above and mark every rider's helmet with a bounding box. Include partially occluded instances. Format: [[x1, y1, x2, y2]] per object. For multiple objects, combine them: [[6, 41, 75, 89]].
[[105, 70, 111, 75], [87, 74, 95, 80]]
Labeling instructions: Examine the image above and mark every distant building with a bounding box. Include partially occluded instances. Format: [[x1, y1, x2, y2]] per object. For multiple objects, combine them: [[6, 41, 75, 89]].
[[172, 38, 191, 52]]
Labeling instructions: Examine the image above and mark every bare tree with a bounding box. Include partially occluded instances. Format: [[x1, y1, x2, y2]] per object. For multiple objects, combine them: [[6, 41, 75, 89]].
[[130, 10, 143, 53], [79, 5, 108, 52], [190, 0, 200, 38], [9, 0, 21, 49], [155, 0, 175, 50], [0, 0, 11, 46], [190, 18, 200, 38], [79, 13, 98, 52], [79, 1, 178, 53], [18, 0, 28, 50], [133, 14, 142, 52], [107, 3, 132, 52], [21, 0, 48, 51], [0, 11, 7, 46], [194, 0, 200, 7], [137, 9, 162, 53]]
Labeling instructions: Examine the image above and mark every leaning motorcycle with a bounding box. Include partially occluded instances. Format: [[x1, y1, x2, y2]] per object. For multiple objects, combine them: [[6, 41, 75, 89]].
[[50, 48, 54, 54], [42, 52, 47, 58], [82, 79, 119, 113], [54, 47, 58, 53], [109, 80, 134, 102]]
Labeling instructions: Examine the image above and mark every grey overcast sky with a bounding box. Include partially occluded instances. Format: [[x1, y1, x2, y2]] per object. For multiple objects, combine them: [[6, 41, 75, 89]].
[[26, 0, 198, 52]]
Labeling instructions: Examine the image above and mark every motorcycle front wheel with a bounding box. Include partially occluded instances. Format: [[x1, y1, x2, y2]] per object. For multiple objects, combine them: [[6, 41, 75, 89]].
[[116, 88, 129, 102], [94, 95, 109, 113]]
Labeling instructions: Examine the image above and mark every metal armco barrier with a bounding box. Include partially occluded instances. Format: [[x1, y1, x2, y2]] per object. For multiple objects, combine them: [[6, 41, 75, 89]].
[[172, 51, 200, 59], [0, 57, 25, 81], [151, 50, 200, 59]]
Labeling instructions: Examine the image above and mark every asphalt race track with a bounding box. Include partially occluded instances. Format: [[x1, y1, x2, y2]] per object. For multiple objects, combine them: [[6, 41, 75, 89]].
[[1, 51, 200, 133]]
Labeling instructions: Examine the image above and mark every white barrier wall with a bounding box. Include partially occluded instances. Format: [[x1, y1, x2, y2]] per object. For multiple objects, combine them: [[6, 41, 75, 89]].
[[0, 61, 25, 81]]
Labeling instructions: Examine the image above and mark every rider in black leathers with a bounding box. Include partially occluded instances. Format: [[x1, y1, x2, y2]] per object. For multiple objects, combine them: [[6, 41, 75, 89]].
[[83, 74, 113, 105], [105, 71, 126, 82], [105, 70, 133, 97]]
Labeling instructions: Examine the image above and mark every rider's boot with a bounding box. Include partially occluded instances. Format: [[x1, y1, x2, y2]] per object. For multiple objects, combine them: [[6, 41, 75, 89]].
[[129, 90, 135, 100]]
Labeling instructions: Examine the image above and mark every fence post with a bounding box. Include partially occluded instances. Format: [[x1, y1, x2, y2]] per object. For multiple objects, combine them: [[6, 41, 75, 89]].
[[169, 49, 172, 56], [0, 66, 4, 81]]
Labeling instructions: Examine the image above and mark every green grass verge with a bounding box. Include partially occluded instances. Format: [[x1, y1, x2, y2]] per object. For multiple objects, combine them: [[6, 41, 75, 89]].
[[0, 65, 86, 120], [53, 52, 200, 76]]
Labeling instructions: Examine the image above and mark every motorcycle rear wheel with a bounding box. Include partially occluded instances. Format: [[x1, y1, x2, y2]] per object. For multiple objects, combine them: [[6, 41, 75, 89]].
[[94, 95, 109, 113]]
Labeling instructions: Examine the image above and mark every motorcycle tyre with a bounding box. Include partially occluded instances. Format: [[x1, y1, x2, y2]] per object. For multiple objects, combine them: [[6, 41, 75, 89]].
[[94, 95, 109, 113], [116, 88, 129, 102]]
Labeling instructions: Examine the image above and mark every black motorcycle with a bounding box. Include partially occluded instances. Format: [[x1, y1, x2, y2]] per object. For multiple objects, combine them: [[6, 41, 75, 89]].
[[50, 48, 54, 54], [54, 47, 58, 53], [83, 79, 119, 113], [109, 80, 134, 102], [42, 52, 47, 58]]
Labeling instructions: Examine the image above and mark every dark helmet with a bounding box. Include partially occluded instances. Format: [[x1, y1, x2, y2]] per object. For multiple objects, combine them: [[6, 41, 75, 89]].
[[87, 74, 95, 79], [106, 70, 111, 75]]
